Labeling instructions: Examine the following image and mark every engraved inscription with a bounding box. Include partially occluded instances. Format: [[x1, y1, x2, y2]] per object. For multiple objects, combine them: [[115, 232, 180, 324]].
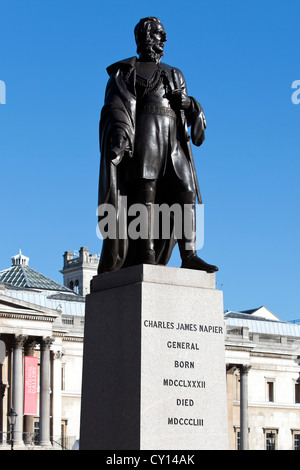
[[142, 317, 225, 431]]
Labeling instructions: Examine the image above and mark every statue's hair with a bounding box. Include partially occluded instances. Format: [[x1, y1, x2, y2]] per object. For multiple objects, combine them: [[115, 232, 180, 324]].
[[134, 17, 166, 55]]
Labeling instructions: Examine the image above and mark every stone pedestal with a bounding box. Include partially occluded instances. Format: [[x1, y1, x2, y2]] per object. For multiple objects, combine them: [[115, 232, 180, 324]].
[[80, 264, 228, 450]]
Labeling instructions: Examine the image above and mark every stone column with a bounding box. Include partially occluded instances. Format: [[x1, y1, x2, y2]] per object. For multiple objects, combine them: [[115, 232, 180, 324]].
[[0, 365, 6, 444], [24, 340, 37, 444], [0, 340, 6, 443], [39, 337, 53, 447], [52, 351, 63, 440], [239, 365, 251, 450], [12, 335, 27, 446]]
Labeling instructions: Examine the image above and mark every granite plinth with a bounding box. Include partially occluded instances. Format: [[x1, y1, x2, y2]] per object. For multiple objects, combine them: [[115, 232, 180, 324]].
[[79, 264, 228, 450]]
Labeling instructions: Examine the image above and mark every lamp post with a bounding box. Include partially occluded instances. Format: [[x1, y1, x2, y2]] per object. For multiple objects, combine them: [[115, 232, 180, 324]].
[[7, 408, 17, 450]]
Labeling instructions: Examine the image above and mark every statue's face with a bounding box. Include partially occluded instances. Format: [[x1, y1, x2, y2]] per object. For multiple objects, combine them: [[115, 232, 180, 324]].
[[138, 20, 167, 62], [149, 21, 167, 57]]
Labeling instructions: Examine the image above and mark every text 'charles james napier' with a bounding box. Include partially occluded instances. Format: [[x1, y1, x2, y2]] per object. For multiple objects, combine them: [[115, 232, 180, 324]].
[[143, 319, 223, 334]]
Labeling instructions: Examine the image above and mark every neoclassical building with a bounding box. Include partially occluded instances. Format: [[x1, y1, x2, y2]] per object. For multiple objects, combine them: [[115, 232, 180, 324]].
[[225, 307, 300, 450], [0, 250, 85, 449], [0, 249, 299, 450]]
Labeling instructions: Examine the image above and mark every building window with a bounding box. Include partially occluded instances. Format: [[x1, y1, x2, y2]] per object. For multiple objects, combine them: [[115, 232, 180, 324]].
[[266, 380, 274, 402], [33, 421, 40, 445], [233, 426, 241, 450], [295, 383, 300, 404], [61, 363, 65, 391], [69, 280, 74, 291], [294, 432, 300, 450], [74, 280, 79, 294], [61, 421, 67, 449], [235, 375, 240, 401], [236, 430, 240, 450], [62, 317, 74, 325]]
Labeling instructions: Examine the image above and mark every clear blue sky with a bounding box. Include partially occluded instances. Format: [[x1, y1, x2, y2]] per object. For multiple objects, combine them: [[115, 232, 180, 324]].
[[0, 0, 299, 321]]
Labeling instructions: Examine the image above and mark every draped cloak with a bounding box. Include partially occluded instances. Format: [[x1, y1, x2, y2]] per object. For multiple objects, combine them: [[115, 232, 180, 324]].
[[97, 56, 206, 274]]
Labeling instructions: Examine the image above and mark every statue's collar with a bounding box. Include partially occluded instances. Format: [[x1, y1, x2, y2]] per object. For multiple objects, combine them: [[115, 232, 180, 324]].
[[106, 57, 137, 76]]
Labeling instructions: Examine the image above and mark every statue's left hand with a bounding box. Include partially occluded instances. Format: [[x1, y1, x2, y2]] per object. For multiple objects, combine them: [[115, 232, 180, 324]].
[[171, 90, 191, 110]]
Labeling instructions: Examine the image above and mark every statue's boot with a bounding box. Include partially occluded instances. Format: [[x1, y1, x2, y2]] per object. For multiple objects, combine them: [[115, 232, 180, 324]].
[[140, 245, 156, 265], [178, 194, 218, 273], [181, 253, 218, 273]]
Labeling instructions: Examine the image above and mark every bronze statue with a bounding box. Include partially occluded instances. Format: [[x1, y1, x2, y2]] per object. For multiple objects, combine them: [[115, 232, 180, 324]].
[[97, 17, 218, 274]]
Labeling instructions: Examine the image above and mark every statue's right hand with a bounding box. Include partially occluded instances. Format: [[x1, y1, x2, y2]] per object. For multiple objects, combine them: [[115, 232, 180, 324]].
[[110, 134, 129, 165], [111, 134, 127, 151]]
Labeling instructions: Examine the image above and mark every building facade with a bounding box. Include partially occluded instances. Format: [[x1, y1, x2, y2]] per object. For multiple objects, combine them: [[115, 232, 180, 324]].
[[0, 249, 299, 450], [0, 251, 85, 449], [225, 307, 300, 450]]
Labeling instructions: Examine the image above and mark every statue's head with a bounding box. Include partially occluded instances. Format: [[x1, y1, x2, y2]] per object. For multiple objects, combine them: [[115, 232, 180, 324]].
[[134, 17, 167, 63]]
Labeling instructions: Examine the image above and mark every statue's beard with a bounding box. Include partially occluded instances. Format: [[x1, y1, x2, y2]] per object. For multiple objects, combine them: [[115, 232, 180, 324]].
[[139, 42, 164, 63]]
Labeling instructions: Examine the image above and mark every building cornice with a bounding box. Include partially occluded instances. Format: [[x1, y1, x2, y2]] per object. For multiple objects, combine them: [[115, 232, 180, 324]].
[[53, 329, 83, 343], [226, 344, 253, 353], [0, 310, 57, 323]]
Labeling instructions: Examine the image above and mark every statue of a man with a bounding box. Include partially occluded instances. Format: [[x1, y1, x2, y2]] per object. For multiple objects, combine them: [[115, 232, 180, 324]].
[[97, 17, 218, 274]]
